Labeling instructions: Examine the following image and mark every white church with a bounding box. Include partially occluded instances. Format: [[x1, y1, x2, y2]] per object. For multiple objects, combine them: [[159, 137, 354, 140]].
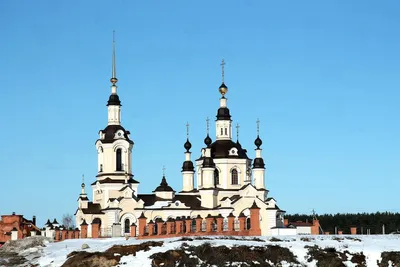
[[75, 40, 287, 237]]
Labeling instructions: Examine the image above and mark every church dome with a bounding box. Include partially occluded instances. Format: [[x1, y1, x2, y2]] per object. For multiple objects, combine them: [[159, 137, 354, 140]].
[[202, 157, 215, 168], [182, 160, 194, 172], [216, 107, 231, 120], [107, 94, 121, 106], [184, 139, 192, 152], [254, 135, 262, 149], [153, 176, 174, 192], [218, 82, 228, 96], [210, 140, 249, 159], [252, 158, 265, 169], [204, 134, 212, 147], [99, 125, 134, 144]]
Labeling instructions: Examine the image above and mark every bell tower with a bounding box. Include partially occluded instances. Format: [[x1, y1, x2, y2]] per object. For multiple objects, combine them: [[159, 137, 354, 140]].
[[95, 32, 135, 183]]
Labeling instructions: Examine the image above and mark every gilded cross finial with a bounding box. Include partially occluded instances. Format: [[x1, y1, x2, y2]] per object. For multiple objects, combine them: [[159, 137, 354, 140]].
[[256, 118, 260, 136], [162, 165, 166, 176], [206, 117, 210, 135], [236, 123, 240, 141], [220, 59, 225, 83], [82, 174, 84, 184], [186, 122, 190, 138]]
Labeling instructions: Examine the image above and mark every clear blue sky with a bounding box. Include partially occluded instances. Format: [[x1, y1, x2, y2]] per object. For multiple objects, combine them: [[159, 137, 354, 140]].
[[1, 1, 399, 227]]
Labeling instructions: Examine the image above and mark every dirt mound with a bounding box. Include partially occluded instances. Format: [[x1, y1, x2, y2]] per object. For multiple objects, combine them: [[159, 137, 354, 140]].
[[62, 241, 163, 267], [379, 251, 400, 267], [150, 242, 299, 267], [306, 245, 366, 267]]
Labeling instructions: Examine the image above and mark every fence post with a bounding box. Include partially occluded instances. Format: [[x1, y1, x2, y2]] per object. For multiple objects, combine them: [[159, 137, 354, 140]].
[[80, 220, 88, 238], [156, 219, 164, 236], [74, 228, 80, 239], [61, 229, 67, 240], [130, 223, 137, 237], [227, 213, 235, 232], [238, 212, 246, 232], [206, 214, 214, 233], [216, 214, 224, 233], [195, 215, 203, 233], [148, 220, 155, 236], [185, 217, 192, 234], [175, 217, 182, 234], [249, 201, 261, 236], [138, 213, 147, 237], [91, 219, 101, 238], [55, 227, 60, 241]]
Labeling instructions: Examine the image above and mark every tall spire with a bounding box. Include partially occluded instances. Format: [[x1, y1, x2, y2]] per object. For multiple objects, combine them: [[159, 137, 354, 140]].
[[110, 30, 118, 86]]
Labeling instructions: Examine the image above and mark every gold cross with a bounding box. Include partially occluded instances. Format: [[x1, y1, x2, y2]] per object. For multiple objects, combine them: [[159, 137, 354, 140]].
[[186, 122, 190, 138], [82, 174, 84, 184], [162, 165, 166, 176], [220, 59, 225, 83]]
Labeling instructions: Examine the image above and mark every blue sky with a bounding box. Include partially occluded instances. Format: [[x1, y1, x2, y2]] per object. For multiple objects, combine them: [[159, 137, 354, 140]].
[[1, 1, 399, 227]]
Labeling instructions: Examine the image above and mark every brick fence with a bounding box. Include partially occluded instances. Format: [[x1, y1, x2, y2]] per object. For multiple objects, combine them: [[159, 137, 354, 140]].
[[136, 201, 262, 239]]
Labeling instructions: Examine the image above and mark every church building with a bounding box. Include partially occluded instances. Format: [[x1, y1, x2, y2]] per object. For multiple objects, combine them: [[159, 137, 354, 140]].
[[75, 40, 286, 237]]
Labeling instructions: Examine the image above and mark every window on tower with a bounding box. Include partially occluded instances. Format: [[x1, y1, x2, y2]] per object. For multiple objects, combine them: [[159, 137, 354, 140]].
[[225, 128, 227, 135], [214, 169, 219, 187], [231, 169, 238, 185], [100, 164, 103, 172], [116, 149, 122, 171], [221, 128, 223, 135]]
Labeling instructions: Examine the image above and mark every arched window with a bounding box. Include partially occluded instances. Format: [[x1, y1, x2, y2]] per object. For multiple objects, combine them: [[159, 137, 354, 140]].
[[221, 128, 223, 135], [246, 217, 251, 230], [124, 219, 130, 233], [214, 169, 219, 186], [116, 148, 122, 171], [99, 164, 103, 172], [231, 169, 238, 185]]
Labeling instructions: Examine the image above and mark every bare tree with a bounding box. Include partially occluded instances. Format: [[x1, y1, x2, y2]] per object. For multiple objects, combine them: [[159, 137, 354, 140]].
[[62, 213, 75, 229]]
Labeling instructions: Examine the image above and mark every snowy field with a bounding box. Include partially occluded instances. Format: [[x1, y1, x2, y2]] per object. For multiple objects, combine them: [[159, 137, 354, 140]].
[[2, 235, 400, 266]]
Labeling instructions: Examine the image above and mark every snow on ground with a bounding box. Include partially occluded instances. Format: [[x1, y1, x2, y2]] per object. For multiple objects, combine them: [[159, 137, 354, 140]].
[[37, 235, 400, 266]]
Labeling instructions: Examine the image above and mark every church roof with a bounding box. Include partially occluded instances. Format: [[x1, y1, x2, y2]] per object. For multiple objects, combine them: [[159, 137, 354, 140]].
[[137, 194, 201, 209], [80, 202, 104, 215], [153, 175, 175, 192], [91, 177, 139, 185], [197, 140, 250, 160], [98, 125, 133, 144]]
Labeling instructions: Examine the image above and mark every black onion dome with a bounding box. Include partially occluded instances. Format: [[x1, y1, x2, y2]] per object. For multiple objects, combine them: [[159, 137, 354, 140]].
[[254, 135, 262, 149], [204, 134, 212, 147], [153, 175, 175, 192], [253, 158, 265, 169], [202, 157, 215, 168], [107, 94, 121, 106], [182, 160, 194, 172], [184, 138, 192, 152], [216, 107, 231, 120]]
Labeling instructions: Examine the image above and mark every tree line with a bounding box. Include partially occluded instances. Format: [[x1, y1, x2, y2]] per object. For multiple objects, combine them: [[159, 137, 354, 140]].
[[286, 212, 400, 234]]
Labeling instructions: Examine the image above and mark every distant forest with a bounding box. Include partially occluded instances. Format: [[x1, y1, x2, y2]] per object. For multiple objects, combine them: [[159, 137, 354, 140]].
[[286, 212, 400, 234]]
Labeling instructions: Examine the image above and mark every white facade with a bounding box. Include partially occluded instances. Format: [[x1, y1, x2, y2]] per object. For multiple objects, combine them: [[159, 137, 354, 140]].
[[75, 55, 287, 236]]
